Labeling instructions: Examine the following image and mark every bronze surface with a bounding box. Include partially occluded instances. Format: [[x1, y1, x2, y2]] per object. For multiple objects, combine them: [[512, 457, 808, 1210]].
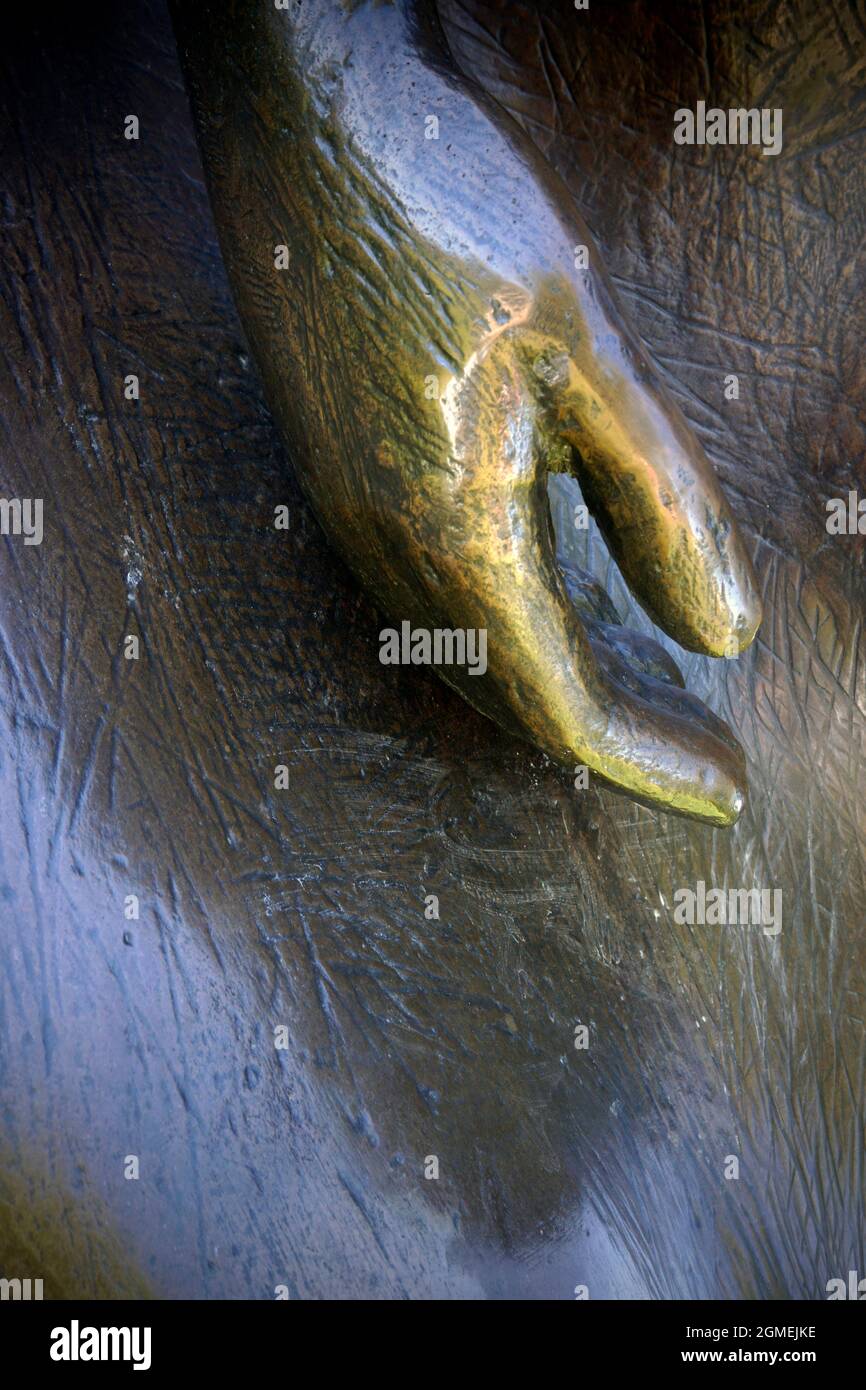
[[1, 0, 863, 1302]]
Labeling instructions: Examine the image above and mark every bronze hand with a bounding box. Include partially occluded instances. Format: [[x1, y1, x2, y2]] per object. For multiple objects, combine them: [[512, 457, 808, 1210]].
[[173, 0, 761, 824]]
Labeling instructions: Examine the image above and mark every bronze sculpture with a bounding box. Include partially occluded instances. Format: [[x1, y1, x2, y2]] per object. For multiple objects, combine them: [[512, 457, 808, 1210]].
[[1, 0, 864, 1303], [173, 0, 761, 825]]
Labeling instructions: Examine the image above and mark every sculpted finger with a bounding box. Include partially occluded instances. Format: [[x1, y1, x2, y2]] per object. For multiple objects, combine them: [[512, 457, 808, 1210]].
[[523, 273, 762, 657], [557, 556, 684, 685], [584, 619, 685, 688]]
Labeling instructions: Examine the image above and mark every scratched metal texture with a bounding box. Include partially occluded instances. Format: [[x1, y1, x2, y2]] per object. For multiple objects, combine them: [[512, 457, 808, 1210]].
[[0, 0, 863, 1298]]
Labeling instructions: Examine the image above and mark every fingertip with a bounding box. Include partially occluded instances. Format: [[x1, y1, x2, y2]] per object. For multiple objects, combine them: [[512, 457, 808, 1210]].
[[686, 574, 762, 659], [706, 774, 746, 827], [661, 758, 747, 826]]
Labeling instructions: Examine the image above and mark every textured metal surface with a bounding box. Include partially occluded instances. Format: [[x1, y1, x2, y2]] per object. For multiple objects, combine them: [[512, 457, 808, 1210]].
[[0, 0, 864, 1299]]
